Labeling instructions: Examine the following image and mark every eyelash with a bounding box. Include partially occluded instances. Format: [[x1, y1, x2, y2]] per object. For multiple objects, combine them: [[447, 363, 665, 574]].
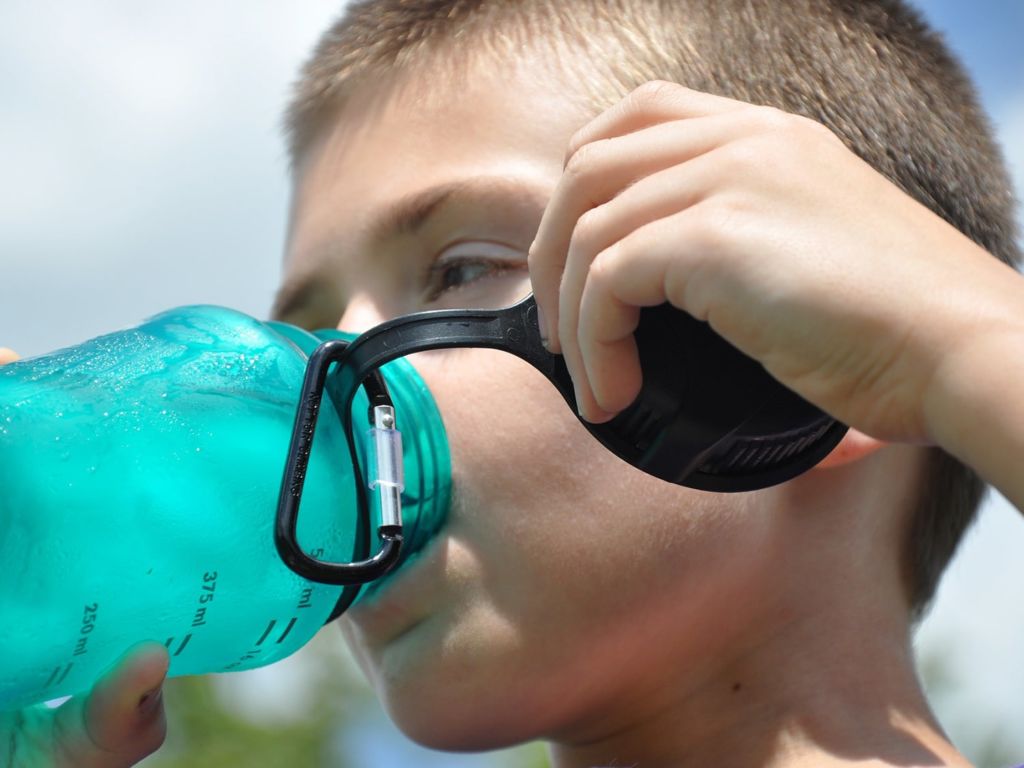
[[424, 256, 525, 302]]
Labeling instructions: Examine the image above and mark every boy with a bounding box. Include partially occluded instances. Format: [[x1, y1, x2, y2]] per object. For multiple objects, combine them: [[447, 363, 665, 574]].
[[5, 0, 1021, 765]]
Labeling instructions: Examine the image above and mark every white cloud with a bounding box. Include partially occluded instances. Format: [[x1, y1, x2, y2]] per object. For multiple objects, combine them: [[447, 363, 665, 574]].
[[0, 1, 342, 266]]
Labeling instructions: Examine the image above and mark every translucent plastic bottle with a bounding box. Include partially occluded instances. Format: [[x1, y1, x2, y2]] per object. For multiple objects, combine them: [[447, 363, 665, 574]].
[[0, 306, 450, 710]]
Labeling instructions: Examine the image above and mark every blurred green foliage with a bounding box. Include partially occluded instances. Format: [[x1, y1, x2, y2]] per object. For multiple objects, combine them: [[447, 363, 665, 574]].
[[917, 640, 1022, 768], [140, 675, 345, 768], [139, 630, 361, 768]]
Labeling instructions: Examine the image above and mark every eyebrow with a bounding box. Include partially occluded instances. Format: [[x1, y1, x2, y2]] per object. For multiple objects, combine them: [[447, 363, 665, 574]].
[[367, 181, 464, 241], [271, 185, 459, 322], [272, 176, 548, 322]]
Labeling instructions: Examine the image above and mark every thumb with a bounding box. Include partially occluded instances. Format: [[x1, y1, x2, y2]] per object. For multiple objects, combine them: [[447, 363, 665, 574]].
[[52, 642, 170, 768], [0, 348, 20, 365]]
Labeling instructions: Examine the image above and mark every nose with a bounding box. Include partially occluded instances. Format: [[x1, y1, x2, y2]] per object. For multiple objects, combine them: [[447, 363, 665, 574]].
[[337, 295, 389, 335]]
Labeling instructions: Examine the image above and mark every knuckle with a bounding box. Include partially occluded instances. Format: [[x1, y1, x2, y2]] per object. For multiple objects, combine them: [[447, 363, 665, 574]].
[[758, 107, 840, 147], [563, 141, 601, 187], [587, 247, 618, 292], [743, 107, 842, 158], [573, 205, 602, 241], [686, 200, 739, 254], [566, 125, 590, 160], [793, 112, 839, 141], [751, 105, 796, 133], [571, 207, 605, 253], [718, 135, 765, 172], [627, 80, 680, 112]]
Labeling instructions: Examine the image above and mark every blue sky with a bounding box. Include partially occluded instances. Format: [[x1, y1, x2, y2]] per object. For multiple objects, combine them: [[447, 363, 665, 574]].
[[917, 1, 1024, 104], [1, 2, 1022, 765]]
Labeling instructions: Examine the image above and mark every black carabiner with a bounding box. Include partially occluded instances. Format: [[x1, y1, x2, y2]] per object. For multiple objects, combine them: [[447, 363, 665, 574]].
[[274, 338, 401, 590]]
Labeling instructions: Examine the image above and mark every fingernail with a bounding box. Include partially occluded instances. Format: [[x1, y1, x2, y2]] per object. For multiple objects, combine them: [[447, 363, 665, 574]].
[[535, 305, 549, 349], [137, 686, 163, 717], [572, 385, 587, 420]]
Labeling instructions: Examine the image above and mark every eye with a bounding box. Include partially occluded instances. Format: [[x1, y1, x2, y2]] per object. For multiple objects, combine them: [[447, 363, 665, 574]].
[[423, 241, 527, 304]]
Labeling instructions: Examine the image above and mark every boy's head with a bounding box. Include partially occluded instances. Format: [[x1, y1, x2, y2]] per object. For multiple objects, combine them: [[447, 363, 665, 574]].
[[274, 0, 1019, 749]]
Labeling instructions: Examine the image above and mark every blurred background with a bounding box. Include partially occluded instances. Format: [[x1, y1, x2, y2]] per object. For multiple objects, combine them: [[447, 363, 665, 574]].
[[1, 1, 1022, 766]]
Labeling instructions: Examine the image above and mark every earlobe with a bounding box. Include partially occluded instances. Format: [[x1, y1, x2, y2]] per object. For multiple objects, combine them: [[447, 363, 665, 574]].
[[814, 428, 889, 469]]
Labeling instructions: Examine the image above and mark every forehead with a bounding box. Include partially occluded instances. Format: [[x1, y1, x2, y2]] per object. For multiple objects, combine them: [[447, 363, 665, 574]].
[[286, 54, 594, 265]]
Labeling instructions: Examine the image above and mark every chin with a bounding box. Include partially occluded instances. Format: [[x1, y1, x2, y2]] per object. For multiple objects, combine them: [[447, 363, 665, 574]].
[[364, 622, 559, 752], [382, 688, 542, 753]]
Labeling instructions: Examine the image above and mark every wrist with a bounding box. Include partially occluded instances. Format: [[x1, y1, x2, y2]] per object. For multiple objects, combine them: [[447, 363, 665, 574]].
[[921, 265, 1024, 500]]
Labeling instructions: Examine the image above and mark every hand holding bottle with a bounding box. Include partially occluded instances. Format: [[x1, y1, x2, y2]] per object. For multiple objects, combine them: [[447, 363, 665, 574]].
[[0, 643, 169, 768]]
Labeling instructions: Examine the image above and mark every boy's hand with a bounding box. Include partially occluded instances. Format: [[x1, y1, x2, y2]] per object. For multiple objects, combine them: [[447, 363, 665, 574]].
[[529, 81, 1022, 445], [0, 350, 169, 766], [0, 643, 169, 768]]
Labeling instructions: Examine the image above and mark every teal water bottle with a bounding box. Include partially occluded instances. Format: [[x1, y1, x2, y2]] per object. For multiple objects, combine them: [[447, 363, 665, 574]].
[[0, 305, 450, 710]]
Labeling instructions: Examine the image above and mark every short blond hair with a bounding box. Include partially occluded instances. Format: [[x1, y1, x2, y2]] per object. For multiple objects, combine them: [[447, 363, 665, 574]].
[[285, 0, 1021, 615]]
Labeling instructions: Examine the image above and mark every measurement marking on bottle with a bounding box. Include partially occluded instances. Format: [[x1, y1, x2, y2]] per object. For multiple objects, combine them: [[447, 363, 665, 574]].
[[256, 620, 277, 646], [163, 634, 193, 657], [174, 634, 192, 657], [277, 617, 298, 644], [297, 587, 314, 610], [46, 663, 73, 688], [191, 571, 218, 627], [72, 602, 99, 658], [223, 647, 263, 671]]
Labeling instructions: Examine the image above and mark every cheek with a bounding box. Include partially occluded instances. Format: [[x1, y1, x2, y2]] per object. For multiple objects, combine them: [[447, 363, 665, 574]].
[[409, 348, 756, 614], [413, 347, 626, 539]]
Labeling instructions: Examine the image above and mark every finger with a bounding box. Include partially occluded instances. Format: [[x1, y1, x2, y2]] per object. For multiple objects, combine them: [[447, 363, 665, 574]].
[[0, 348, 20, 364], [577, 238, 675, 416], [577, 211, 714, 413], [563, 146, 731, 294], [531, 112, 749, 350], [558, 282, 615, 423], [52, 642, 170, 768], [557, 151, 732, 420], [563, 81, 748, 165], [577, 280, 643, 416]]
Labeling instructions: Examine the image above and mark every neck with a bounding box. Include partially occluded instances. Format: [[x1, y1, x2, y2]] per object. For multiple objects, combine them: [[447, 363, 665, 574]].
[[547, 598, 969, 768]]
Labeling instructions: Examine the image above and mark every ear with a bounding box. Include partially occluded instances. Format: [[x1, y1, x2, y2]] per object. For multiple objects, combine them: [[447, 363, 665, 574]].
[[815, 428, 888, 469]]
